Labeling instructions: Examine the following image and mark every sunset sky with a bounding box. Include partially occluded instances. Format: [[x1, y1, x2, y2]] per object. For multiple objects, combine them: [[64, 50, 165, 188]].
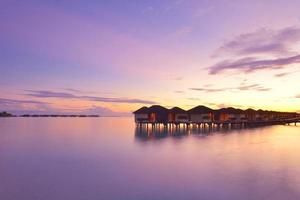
[[1, 0, 300, 115]]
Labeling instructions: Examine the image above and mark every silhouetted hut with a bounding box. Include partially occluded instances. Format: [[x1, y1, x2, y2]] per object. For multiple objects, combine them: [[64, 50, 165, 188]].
[[277, 111, 297, 120], [236, 109, 247, 121], [133, 106, 149, 123], [215, 108, 233, 122], [256, 109, 268, 121], [168, 107, 189, 123], [264, 110, 276, 121], [245, 108, 256, 121], [188, 105, 214, 123], [147, 105, 169, 123]]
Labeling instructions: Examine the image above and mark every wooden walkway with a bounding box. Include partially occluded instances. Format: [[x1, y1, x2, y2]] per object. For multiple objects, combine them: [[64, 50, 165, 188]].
[[135, 118, 300, 138], [136, 117, 300, 130]]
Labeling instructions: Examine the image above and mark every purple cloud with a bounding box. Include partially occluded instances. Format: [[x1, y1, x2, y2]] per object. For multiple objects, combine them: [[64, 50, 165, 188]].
[[209, 55, 300, 74], [0, 98, 50, 105], [190, 83, 270, 92], [274, 69, 300, 77], [174, 90, 184, 94], [215, 26, 300, 56], [0, 98, 52, 115], [186, 100, 247, 110], [190, 88, 224, 92], [237, 84, 271, 91], [0, 98, 128, 116], [274, 72, 290, 77], [25, 90, 157, 104], [26, 90, 76, 98], [80, 106, 130, 117], [82, 96, 157, 104], [209, 26, 300, 74]]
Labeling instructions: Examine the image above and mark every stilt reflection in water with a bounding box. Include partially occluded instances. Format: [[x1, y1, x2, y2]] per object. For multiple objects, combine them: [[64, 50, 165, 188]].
[[134, 122, 258, 140]]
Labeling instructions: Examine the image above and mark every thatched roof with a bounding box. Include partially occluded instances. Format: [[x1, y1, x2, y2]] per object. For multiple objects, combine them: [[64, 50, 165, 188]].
[[133, 106, 149, 114], [169, 107, 187, 114], [148, 105, 169, 114], [188, 105, 213, 114], [245, 108, 256, 113], [133, 105, 298, 116], [215, 107, 244, 114]]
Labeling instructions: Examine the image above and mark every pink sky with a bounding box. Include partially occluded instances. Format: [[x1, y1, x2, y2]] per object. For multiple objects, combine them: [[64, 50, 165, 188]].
[[1, 0, 300, 115]]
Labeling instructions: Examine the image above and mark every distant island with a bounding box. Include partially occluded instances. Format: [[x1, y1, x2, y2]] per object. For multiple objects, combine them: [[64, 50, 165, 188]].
[[20, 114, 100, 117], [0, 111, 14, 117], [0, 111, 99, 117]]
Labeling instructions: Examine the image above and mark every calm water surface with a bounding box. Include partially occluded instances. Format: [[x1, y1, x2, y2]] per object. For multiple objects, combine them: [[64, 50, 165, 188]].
[[1, 117, 300, 200]]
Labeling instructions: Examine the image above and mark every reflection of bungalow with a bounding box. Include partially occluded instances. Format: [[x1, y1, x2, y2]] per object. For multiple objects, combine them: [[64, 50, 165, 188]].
[[133, 106, 149, 123], [215, 107, 247, 122], [168, 107, 189, 123], [188, 106, 214, 123]]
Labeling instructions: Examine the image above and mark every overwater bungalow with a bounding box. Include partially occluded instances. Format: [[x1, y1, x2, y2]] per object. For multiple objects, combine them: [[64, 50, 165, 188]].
[[133, 105, 300, 127], [133, 106, 149, 123], [245, 108, 256, 121], [188, 105, 214, 123], [278, 111, 298, 120], [147, 105, 169, 123], [168, 107, 189, 123], [264, 110, 276, 121], [214, 107, 247, 122], [133, 105, 169, 124], [256, 109, 268, 121]]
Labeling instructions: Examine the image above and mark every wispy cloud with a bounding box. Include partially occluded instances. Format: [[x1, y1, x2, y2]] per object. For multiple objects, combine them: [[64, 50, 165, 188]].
[[0, 98, 50, 105], [25, 90, 157, 104], [26, 90, 76, 98], [274, 72, 291, 77], [67, 105, 130, 116], [0, 98, 128, 116], [185, 99, 247, 109], [142, 6, 154, 14], [215, 26, 300, 56], [172, 26, 193, 37], [63, 88, 114, 95], [190, 83, 270, 92], [193, 5, 214, 18], [209, 55, 300, 74], [190, 88, 224, 92], [237, 83, 271, 91], [274, 69, 300, 77], [174, 90, 184, 94], [64, 88, 86, 93], [209, 26, 300, 74], [0, 98, 52, 115], [172, 76, 183, 81]]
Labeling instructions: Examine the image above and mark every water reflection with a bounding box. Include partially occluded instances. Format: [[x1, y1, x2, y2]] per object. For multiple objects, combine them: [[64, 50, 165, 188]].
[[1, 118, 300, 200], [134, 123, 260, 141]]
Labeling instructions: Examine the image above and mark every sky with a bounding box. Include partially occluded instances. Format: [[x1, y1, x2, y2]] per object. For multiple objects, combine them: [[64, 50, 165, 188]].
[[1, 0, 300, 115]]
